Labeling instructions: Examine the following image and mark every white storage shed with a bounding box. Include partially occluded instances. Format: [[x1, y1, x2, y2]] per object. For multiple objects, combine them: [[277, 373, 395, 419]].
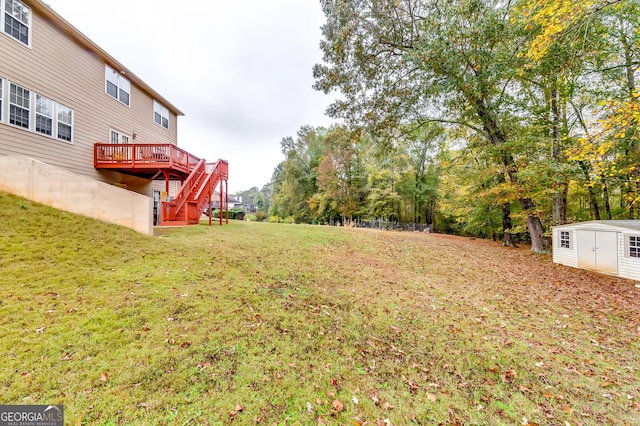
[[552, 220, 640, 281]]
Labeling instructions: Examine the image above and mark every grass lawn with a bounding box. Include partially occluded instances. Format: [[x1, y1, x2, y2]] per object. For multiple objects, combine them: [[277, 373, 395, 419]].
[[1, 191, 639, 425]]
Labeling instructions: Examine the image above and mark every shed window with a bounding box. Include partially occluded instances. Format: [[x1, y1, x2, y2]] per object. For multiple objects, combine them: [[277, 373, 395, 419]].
[[9, 82, 29, 128], [560, 231, 570, 249], [105, 65, 131, 106], [629, 236, 640, 258], [3, 0, 30, 46]]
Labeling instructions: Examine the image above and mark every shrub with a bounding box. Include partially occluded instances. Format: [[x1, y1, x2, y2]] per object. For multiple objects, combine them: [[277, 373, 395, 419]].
[[268, 216, 280, 223], [255, 211, 267, 222], [284, 216, 296, 224]]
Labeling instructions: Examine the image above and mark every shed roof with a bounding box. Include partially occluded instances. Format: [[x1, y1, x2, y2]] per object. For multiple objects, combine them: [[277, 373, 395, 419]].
[[31, 0, 184, 116], [553, 220, 640, 232]]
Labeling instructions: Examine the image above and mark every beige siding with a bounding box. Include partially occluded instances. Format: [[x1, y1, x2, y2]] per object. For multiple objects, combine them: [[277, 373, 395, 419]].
[[0, 5, 178, 196]]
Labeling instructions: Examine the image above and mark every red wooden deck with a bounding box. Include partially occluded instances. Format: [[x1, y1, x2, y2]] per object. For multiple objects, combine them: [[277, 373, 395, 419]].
[[94, 143, 201, 180], [94, 143, 229, 226]]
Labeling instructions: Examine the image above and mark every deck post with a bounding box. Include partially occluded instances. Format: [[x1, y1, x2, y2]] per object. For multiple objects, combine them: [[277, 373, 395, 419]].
[[163, 171, 170, 193], [225, 180, 229, 224], [219, 184, 223, 226]]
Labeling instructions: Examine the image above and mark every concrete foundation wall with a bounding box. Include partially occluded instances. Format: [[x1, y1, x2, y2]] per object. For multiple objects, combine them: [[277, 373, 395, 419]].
[[0, 155, 153, 235]]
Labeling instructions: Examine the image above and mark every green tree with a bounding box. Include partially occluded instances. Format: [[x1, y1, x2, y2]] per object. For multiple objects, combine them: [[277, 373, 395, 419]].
[[315, 0, 550, 251], [316, 126, 367, 223], [270, 126, 326, 222]]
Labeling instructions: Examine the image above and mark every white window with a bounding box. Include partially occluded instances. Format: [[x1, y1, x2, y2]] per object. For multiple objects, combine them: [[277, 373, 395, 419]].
[[153, 100, 169, 129], [560, 231, 570, 249], [110, 129, 131, 144], [105, 65, 130, 106], [3, 0, 30, 46], [35, 94, 53, 136], [2, 82, 74, 142], [57, 104, 72, 142], [9, 82, 29, 128], [629, 235, 640, 258]]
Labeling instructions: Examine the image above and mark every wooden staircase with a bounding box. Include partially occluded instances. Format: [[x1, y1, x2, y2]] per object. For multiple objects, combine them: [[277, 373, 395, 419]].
[[159, 159, 229, 226]]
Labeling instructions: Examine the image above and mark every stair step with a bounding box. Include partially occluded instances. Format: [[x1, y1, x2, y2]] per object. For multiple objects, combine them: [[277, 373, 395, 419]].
[[161, 162, 223, 225]]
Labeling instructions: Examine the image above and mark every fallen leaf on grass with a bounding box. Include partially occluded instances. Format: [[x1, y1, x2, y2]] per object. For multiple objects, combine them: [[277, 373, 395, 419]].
[[371, 390, 380, 405], [332, 378, 341, 391], [426, 393, 437, 402], [502, 369, 517, 383], [352, 396, 359, 405], [100, 373, 108, 382], [35, 326, 46, 334], [229, 404, 244, 421], [332, 399, 344, 412], [383, 401, 393, 410]]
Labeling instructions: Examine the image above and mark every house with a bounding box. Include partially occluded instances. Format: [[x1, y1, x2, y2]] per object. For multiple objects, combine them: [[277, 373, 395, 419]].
[[210, 192, 243, 210], [0, 0, 228, 233], [552, 220, 640, 281]]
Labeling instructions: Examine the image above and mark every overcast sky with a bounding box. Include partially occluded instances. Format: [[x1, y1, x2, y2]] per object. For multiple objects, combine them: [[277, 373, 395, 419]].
[[45, 0, 338, 193]]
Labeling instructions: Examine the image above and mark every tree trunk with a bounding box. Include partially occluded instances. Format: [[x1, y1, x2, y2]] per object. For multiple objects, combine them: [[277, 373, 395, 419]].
[[526, 215, 548, 253], [473, 96, 550, 252], [552, 185, 568, 225], [505, 165, 549, 252], [501, 202, 515, 247], [627, 173, 635, 219], [602, 178, 612, 220], [550, 82, 568, 226], [623, 34, 639, 218], [580, 161, 600, 220]]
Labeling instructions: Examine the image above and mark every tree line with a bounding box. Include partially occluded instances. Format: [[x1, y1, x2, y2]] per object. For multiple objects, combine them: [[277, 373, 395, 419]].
[[258, 0, 639, 252]]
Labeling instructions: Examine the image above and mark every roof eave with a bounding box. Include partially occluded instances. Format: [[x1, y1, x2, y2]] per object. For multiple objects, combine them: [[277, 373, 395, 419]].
[[31, 0, 185, 117]]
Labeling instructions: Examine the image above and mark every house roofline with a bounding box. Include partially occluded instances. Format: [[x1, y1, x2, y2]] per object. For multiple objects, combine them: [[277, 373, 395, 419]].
[[31, 0, 185, 117]]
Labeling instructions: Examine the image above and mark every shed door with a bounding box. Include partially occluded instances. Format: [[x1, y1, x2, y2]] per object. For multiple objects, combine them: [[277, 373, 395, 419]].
[[595, 231, 618, 275], [577, 231, 596, 270], [577, 231, 618, 275]]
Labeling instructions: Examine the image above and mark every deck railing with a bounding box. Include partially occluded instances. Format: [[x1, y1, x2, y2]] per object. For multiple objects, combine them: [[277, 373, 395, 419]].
[[206, 159, 229, 179], [160, 159, 229, 225], [94, 143, 201, 174]]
